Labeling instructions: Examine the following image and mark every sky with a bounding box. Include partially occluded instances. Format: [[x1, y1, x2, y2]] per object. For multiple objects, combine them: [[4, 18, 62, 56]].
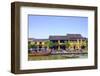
[[28, 15, 88, 39]]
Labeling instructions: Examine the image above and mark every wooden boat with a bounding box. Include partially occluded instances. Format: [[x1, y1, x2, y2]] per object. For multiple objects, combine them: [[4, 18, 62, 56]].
[[29, 50, 51, 56]]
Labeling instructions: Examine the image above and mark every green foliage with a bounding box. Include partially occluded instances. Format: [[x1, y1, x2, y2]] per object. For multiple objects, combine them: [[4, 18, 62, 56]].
[[45, 41, 54, 48], [61, 43, 66, 46], [28, 43, 37, 49], [32, 44, 37, 48], [81, 40, 88, 49], [28, 43, 32, 49], [45, 40, 59, 49], [53, 42, 59, 47], [65, 41, 71, 48], [86, 40, 88, 48]]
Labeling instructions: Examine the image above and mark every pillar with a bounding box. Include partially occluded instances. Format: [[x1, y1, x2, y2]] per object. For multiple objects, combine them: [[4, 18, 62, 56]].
[[77, 39, 80, 49], [58, 40, 60, 50]]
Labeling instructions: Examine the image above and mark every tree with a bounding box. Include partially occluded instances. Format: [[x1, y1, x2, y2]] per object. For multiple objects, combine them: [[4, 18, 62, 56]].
[[86, 40, 88, 49], [28, 43, 37, 50], [28, 43, 32, 49], [31, 44, 37, 49], [61, 43, 66, 46], [65, 41, 71, 49], [54, 42, 58, 46], [60, 43, 66, 50], [54, 42, 59, 50], [81, 40, 87, 49], [45, 41, 54, 49], [28, 43, 33, 53]]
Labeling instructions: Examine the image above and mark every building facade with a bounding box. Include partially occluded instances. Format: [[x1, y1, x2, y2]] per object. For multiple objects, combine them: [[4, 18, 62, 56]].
[[28, 34, 88, 50]]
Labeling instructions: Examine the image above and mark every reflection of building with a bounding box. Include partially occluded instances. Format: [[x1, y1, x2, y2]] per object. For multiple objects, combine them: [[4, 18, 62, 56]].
[[28, 34, 88, 50]]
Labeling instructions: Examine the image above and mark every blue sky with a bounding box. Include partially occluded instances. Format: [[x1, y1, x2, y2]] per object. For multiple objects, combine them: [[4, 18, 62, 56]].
[[28, 15, 88, 39]]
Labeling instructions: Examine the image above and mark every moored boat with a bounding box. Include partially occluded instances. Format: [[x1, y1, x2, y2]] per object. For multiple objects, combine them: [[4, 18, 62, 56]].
[[29, 50, 51, 56]]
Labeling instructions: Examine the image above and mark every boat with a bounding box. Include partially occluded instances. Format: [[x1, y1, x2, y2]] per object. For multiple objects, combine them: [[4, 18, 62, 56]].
[[29, 50, 51, 56], [62, 54, 79, 58]]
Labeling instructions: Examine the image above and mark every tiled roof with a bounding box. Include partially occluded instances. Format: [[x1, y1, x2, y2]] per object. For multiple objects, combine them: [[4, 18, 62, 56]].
[[28, 38, 35, 41], [29, 34, 87, 41], [31, 39, 48, 42], [49, 36, 67, 40], [67, 34, 82, 38], [66, 34, 86, 40], [49, 34, 87, 40]]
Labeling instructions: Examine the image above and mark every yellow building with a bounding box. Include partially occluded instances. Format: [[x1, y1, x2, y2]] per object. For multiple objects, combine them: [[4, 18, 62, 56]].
[[28, 34, 87, 50]]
